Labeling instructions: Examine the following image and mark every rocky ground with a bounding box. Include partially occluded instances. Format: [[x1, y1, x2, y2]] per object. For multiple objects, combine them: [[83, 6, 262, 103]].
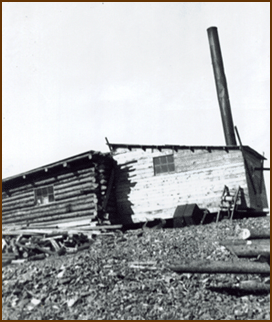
[[2, 216, 270, 320]]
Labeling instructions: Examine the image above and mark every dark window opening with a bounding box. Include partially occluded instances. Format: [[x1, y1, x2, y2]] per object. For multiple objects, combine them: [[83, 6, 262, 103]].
[[35, 185, 55, 205], [153, 154, 175, 175]]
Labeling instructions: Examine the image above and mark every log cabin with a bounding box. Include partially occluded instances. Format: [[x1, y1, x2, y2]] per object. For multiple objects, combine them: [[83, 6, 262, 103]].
[[107, 142, 268, 225], [2, 150, 117, 228]]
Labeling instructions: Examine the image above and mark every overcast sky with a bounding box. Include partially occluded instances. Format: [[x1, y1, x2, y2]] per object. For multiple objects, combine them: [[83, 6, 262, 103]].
[[2, 2, 270, 202]]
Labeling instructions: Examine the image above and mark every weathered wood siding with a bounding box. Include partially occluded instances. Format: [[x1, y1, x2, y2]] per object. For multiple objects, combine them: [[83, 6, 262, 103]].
[[2, 155, 116, 227], [243, 150, 268, 210], [112, 147, 250, 224]]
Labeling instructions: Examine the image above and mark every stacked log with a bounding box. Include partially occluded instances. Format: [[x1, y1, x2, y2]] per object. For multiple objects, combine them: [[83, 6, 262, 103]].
[[93, 158, 117, 224], [221, 227, 270, 263], [2, 152, 117, 228], [170, 226, 270, 294]]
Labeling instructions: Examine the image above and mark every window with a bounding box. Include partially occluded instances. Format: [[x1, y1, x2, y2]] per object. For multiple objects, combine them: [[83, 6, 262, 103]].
[[35, 185, 54, 205], [153, 154, 175, 175]]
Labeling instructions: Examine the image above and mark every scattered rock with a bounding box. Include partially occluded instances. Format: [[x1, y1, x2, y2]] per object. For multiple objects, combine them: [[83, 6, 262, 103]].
[[2, 216, 270, 320]]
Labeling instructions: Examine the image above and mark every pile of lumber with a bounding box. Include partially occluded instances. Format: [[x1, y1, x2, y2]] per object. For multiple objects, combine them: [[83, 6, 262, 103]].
[[170, 226, 270, 293], [2, 224, 122, 266]]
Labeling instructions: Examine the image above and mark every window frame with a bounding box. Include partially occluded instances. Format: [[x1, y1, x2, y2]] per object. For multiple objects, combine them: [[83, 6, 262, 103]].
[[35, 185, 55, 205], [153, 154, 175, 176]]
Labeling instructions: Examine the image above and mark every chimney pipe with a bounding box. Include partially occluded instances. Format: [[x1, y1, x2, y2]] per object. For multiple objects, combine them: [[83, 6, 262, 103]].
[[207, 27, 237, 146]]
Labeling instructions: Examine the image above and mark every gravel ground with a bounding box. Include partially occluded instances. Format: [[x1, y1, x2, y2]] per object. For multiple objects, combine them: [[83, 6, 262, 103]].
[[2, 216, 270, 320]]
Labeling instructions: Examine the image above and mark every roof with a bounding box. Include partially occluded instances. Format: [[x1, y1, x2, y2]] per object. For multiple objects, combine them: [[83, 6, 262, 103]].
[[2, 150, 112, 184], [107, 143, 266, 160], [3, 143, 266, 186]]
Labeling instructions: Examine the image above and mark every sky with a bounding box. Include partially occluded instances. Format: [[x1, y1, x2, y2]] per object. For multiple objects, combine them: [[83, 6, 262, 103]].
[[2, 2, 270, 205]]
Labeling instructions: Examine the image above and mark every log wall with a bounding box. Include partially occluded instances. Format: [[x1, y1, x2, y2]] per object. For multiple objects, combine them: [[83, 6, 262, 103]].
[[112, 147, 252, 224], [2, 155, 116, 226]]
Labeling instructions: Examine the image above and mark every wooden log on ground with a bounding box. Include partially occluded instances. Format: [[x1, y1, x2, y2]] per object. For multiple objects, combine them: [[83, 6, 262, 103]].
[[2, 238, 7, 251], [2, 229, 67, 236], [2, 227, 110, 237], [238, 280, 270, 292], [16, 241, 56, 255], [128, 261, 157, 266], [15, 240, 30, 252], [64, 246, 78, 254], [215, 280, 270, 293], [2, 253, 17, 259], [28, 253, 46, 261], [11, 259, 27, 264], [225, 244, 270, 258], [2, 259, 12, 266], [77, 242, 92, 251], [220, 239, 270, 246], [40, 224, 122, 231], [170, 260, 270, 274], [29, 218, 94, 229], [238, 227, 270, 240], [82, 224, 123, 230]]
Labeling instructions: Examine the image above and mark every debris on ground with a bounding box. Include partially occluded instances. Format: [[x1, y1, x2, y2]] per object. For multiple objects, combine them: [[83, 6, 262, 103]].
[[2, 224, 122, 266], [2, 216, 270, 320]]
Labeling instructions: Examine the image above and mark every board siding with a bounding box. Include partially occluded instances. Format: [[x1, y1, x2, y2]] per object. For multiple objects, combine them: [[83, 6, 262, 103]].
[[112, 148, 254, 223], [243, 150, 268, 210]]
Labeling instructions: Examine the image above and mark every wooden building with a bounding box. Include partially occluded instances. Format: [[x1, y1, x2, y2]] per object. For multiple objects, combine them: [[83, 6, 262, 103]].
[[2, 150, 116, 228], [2, 143, 268, 227], [108, 143, 268, 224]]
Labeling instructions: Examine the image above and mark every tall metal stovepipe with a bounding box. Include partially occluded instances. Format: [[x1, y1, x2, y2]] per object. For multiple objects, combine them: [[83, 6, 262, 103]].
[[207, 27, 237, 146]]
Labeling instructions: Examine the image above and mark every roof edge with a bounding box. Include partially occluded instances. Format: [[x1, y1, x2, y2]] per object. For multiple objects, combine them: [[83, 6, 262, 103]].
[[2, 150, 112, 183], [107, 143, 266, 160]]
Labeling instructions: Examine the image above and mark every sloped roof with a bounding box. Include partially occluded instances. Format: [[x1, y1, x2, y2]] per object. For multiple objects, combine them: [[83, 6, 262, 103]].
[[2, 150, 112, 185]]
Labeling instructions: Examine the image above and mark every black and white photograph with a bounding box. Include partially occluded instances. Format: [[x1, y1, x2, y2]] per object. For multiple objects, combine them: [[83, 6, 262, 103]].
[[2, 2, 270, 320]]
